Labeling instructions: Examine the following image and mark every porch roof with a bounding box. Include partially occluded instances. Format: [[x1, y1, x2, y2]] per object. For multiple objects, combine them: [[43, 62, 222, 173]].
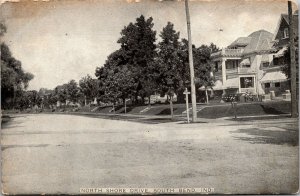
[[224, 78, 239, 89], [260, 71, 288, 83], [240, 58, 250, 65], [274, 46, 288, 58], [211, 80, 224, 90], [204, 78, 239, 91]]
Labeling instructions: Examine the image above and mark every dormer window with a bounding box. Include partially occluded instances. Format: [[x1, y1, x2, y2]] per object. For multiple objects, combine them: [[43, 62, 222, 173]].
[[283, 28, 289, 39]]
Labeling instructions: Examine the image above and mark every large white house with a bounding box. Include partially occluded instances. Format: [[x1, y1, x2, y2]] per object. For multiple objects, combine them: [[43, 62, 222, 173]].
[[210, 30, 281, 97], [209, 11, 298, 100]]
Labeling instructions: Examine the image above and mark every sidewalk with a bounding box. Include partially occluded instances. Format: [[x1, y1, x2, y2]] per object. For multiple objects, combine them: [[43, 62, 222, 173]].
[[41, 110, 294, 125]]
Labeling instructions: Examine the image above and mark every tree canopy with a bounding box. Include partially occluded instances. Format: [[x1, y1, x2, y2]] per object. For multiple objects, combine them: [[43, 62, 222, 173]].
[[1, 42, 34, 108], [1, 16, 219, 110], [94, 17, 218, 105]]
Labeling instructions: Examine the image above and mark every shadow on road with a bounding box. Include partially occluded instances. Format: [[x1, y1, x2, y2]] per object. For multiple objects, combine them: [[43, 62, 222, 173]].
[[1, 115, 25, 130], [260, 104, 287, 114], [231, 127, 298, 146]]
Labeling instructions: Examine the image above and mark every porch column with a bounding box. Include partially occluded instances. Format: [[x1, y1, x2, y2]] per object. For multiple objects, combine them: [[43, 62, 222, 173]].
[[238, 76, 241, 93], [221, 58, 226, 95], [221, 58, 226, 84]]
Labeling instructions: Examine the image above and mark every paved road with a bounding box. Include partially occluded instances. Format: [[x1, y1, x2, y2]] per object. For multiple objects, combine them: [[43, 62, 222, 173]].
[[1, 114, 298, 194]]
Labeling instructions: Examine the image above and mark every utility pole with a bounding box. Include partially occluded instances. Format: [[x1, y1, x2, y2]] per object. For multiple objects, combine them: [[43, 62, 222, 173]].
[[183, 88, 190, 123], [288, 1, 298, 117], [185, 0, 197, 122]]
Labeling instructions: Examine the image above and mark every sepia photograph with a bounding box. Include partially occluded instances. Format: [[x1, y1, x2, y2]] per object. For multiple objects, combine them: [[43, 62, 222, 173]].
[[0, 0, 299, 194]]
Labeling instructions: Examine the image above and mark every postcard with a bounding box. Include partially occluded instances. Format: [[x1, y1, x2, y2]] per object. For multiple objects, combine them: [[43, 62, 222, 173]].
[[1, 0, 299, 194]]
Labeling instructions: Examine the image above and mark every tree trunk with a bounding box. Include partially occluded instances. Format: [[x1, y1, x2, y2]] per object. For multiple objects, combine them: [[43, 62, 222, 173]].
[[205, 88, 209, 104], [135, 94, 138, 105], [141, 97, 145, 105], [177, 89, 185, 103], [170, 95, 174, 119], [123, 98, 126, 114]]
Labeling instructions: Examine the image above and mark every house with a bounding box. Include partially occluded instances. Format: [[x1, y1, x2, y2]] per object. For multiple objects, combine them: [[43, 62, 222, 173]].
[[272, 11, 298, 48], [210, 9, 298, 100], [210, 29, 276, 99], [267, 11, 298, 96]]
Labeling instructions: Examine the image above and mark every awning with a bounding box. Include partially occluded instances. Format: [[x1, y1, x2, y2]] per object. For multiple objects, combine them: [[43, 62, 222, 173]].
[[274, 46, 288, 58], [199, 86, 213, 91], [200, 78, 239, 91], [211, 80, 224, 90], [260, 71, 288, 83], [224, 78, 239, 88], [240, 58, 250, 66], [199, 80, 223, 91]]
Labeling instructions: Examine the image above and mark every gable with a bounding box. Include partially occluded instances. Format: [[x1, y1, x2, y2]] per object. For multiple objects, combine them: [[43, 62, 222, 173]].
[[273, 14, 298, 43], [274, 16, 289, 41]]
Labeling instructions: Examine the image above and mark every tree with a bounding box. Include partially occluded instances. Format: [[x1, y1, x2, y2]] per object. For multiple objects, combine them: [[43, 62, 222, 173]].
[[95, 49, 136, 106], [38, 88, 56, 109], [194, 45, 215, 103], [156, 22, 183, 94], [54, 84, 68, 105], [117, 15, 157, 103], [1, 22, 34, 109], [79, 75, 99, 105], [16, 90, 42, 110], [1, 42, 34, 109], [114, 66, 136, 103], [208, 42, 220, 53], [0, 22, 7, 36], [156, 22, 184, 117], [65, 80, 80, 103]]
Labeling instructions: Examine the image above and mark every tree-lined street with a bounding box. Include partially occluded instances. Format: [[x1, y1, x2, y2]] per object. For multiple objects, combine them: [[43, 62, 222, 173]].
[[2, 114, 298, 194], [1, 0, 299, 195]]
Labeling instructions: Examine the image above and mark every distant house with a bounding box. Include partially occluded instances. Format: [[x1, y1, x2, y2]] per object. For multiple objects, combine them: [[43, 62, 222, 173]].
[[210, 29, 276, 97]]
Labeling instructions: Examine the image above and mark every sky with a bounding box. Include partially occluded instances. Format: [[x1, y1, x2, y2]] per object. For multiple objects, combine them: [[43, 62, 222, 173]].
[[0, 0, 297, 90]]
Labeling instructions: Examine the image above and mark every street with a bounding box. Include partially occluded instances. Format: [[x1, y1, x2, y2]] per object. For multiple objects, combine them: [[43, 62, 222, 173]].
[[1, 114, 298, 194]]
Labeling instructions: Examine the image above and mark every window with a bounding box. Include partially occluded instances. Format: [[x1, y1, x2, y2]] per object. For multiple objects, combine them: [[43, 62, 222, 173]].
[[283, 28, 289, 39], [273, 57, 279, 66], [240, 77, 254, 88], [226, 60, 237, 69], [275, 82, 280, 87], [262, 62, 269, 68], [264, 83, 270, 88]]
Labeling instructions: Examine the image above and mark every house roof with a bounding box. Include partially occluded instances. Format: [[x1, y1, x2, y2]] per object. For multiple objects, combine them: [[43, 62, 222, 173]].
[[228, 37, 252, 47], [273, 13, 298, 41], [243, 30, 274, 54], [226, 30, 273, 54], [211, 30, 274, 59], [282, 13, 298, 34]]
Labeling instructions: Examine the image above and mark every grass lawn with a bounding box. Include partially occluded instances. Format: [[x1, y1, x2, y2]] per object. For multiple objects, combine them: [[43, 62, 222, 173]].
[[198, 101, 291, 119], [3, 101, 292, 120]]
